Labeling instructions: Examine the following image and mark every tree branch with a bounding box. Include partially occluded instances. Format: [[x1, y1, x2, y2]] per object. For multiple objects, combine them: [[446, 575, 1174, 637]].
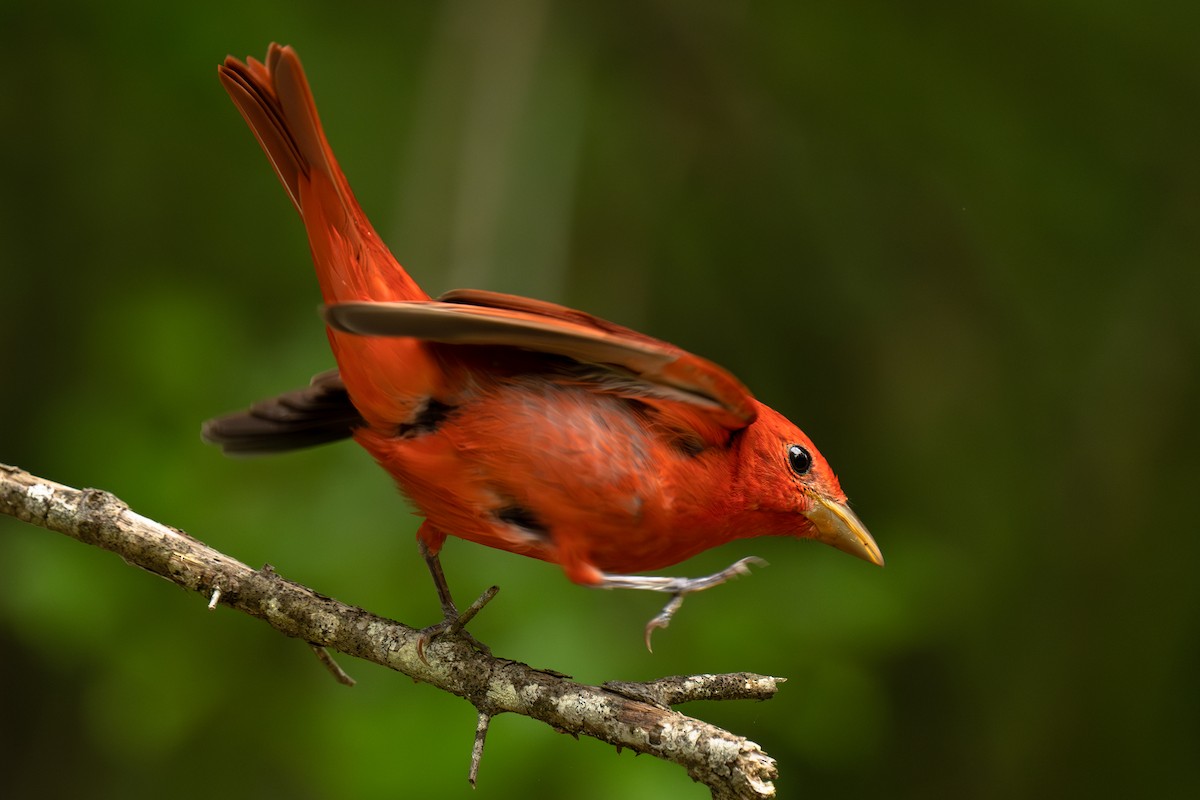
[[0, 463, 780, 798]]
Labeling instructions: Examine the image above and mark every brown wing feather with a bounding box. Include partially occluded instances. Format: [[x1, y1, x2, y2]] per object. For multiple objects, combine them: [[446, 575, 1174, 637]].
[[440, 289, 669, 348], [324, 300, 757, 429], [202, 370, 363, 455]]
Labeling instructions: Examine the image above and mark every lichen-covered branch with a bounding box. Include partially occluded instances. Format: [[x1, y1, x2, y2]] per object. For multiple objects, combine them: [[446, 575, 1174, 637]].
[[0, 463, 781, 799]]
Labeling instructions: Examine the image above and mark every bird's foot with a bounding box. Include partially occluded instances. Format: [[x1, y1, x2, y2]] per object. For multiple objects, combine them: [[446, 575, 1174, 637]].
[[595, 556, 768, 650], [417, 584, 498, 662], [416, 535, 497, 660]]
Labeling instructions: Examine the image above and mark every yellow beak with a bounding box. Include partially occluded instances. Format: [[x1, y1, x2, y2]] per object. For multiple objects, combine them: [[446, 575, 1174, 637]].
[[804, 496, 884, 566]]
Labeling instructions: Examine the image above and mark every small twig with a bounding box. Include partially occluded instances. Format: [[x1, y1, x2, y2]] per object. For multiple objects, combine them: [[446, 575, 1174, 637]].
[[603, 673, 786, 708], [208, 587, 222, 610], [310, 644, 357, 686], [468, 709, 493, 787], [448, 585, 500, 637]]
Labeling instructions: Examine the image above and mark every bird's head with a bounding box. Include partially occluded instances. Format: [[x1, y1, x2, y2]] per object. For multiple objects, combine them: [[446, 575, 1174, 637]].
[[735, 402, 883, 567]]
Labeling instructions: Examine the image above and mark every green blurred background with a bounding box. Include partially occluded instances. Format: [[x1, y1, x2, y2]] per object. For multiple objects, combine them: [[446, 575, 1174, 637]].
[[2, 1, 1197, 797]]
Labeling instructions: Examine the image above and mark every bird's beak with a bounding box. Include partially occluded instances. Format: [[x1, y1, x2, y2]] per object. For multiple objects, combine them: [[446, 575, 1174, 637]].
[[804, 497, 885, 566]]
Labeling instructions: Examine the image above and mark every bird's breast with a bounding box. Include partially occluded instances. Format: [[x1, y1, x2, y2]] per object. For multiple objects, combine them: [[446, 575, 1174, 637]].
[[356, 377, 739, 573]]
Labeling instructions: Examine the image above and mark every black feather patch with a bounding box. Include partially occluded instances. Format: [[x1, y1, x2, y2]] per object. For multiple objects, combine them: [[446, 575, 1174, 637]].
[[396, 398, 454, 438], [672, 435, 706, 457], [495, 505, 550, 540]]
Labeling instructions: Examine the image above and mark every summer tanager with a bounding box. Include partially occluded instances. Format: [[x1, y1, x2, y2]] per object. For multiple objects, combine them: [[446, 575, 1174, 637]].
[[205, 44, 882, 647]]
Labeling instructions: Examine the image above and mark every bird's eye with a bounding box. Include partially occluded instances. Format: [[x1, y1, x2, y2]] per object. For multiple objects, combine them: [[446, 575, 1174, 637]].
[[788, 444, 812, 475]]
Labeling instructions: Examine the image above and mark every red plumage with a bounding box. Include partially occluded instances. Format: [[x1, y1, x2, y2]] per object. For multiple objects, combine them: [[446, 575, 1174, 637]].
[[208, 44, 881, 643]]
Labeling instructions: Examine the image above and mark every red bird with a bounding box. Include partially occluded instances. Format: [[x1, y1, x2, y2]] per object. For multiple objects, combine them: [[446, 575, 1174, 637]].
[[205, 44, 882, 647]]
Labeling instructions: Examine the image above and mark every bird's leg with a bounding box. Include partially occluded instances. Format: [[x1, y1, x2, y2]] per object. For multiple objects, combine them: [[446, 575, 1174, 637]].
[[417, 538, 496, 659], [420, 537, 461, 620], [594, 556, 768, 650]]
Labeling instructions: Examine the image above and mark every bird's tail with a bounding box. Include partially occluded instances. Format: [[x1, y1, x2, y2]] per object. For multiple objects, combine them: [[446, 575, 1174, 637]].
[[219, 44, 427, 304], [219, 45, 439, 430]]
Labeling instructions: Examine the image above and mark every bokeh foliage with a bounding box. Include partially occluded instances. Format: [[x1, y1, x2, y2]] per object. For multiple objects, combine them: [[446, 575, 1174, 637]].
[[2, 1, 1197, 797]]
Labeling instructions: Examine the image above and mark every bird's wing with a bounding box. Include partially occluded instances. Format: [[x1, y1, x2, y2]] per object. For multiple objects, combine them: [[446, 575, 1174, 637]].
[[202, 369, 362, 455], [324, 296, 758, 431]]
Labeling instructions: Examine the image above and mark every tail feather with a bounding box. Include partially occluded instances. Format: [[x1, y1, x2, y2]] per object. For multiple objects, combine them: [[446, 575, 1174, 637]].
[[219, 44, 426, 304], [219, 44, 436, 430], [218, 53, 306, 213]]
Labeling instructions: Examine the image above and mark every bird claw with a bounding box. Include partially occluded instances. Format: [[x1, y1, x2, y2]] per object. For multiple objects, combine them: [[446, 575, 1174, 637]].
[[605, 556, 769, 651], [643, 594, 687, 651], [416, 585, 498, 663], [416, 619, 490, 663]]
